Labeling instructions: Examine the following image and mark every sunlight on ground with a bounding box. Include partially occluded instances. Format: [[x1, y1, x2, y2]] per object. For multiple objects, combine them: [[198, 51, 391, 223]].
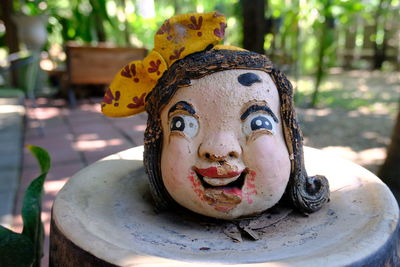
[[133, 124, 146, 131], [0, 105, 25, 114], [29, 107, 62, 120], [74, 138, 124, 151], [293, 70, 400, 114], [77, 133, 100, 140], [362, 131, 391, 145], [321, 146, 386, 171], [79, 103, 102, 112]]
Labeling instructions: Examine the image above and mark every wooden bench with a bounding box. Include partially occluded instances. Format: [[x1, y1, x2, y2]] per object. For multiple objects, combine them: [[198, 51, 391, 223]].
[[66, 44, 147, 106]]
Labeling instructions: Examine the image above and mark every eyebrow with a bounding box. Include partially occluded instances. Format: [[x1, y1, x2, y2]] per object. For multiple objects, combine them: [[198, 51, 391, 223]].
[[237, 72, 262, 86], [240, 104, 279, 123], [168, 101, 196, 116]]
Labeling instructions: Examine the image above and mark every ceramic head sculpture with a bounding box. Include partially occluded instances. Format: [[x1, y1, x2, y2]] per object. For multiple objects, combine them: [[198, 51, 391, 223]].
[[102, 12, 329, 219]]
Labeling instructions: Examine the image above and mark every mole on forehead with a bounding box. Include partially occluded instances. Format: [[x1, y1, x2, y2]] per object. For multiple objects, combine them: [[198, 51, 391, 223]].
[[237, 72, 262, 87]]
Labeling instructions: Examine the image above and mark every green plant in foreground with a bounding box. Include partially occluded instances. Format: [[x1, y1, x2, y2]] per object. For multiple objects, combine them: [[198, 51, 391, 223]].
[[0, 146, 51, 267]]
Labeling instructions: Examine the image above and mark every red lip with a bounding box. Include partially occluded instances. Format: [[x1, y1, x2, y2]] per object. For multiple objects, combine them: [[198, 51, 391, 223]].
[[193, 167, 242, 178]]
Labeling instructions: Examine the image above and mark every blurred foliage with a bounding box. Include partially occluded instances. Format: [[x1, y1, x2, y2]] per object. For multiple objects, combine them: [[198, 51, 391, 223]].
[[9, 0, 242, 49], [265, 0, 399, 105], [2, 0, 399, 106]]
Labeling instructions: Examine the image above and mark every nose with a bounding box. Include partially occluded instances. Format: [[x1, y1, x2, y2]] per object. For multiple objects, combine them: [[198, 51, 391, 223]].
[[198, 131, 241, 162]]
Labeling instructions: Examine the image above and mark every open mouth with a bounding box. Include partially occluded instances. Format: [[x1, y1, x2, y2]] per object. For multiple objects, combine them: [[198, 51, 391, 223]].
[[192, 167, 248, 213], [193, 167, 248, 213], [193, 167, 247, 190]]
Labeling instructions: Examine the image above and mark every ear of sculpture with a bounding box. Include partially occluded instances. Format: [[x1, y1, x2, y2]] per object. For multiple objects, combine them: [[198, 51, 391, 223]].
[[270, 69, 330, 213]]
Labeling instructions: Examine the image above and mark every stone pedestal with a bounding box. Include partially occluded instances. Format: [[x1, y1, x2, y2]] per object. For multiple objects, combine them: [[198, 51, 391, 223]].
[[50, 146, 399, 266]]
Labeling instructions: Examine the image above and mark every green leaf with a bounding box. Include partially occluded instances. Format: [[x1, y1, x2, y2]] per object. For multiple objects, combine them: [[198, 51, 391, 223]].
[[0, 226, 35, 267], [27, 145, 51, 174], [21, 173, 47, 267], [21, 146, 51, 266]]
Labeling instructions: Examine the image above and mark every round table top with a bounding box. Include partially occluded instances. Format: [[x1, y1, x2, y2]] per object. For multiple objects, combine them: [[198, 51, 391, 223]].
[[53, 146, 399, 266]]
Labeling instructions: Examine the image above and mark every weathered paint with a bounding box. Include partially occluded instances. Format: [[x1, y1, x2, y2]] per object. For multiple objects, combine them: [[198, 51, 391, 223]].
[[244, 170, 257, 204], [188, 170, 205, 201], [145, 49, 330, 218], [204, 187, 242, 212], [193, 167, 242, 178], [159, 70, 291, 219]]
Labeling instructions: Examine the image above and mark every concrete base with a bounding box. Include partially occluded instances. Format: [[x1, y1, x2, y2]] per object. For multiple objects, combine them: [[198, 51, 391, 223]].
[[51, 146, 399, 266]]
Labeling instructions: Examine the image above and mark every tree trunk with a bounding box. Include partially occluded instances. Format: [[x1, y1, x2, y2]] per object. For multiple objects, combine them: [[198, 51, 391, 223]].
[[120, 0, 131, 46], [372, 29, 387, 69], [0, 0, 20, 54], [241, 0, 265, 54], [310, 0, 334, 107], [0, 0, 20, 86], [372, 0, 389, 69], [173, 0, 182, 15], [89, 0, 106, 43], [378, 102, 400, 197], [94, 17, 106, 43]]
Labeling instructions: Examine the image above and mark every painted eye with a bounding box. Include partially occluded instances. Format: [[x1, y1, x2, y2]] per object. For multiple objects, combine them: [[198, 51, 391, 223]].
[[242, 113, 276, 136], [170, 115, 199, 137]]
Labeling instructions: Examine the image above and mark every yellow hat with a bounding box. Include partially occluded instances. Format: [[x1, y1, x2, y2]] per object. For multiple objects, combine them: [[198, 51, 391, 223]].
[[102, 12, 245, 117]]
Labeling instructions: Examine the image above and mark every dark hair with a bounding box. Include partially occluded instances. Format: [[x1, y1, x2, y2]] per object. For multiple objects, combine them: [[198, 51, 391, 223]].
[[144, 48, 329, 214]]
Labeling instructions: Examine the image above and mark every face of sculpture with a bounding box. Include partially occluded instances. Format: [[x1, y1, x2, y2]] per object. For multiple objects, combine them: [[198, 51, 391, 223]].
[[160, 69, 291, 219]]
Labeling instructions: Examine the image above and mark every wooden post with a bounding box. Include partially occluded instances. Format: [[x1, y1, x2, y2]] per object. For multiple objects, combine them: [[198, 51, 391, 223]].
[[378, 102, 400, 200], [241, 0, 266, 54], [0, 0, 20, 86]]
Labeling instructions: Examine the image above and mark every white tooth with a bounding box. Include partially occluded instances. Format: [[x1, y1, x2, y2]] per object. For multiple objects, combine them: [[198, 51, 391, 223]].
[[203, 175, 240, 186]]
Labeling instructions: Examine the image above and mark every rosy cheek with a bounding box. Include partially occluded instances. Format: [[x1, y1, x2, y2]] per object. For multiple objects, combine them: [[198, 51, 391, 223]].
[[244, 170, 257, 204], [188, 170, 205, 201]]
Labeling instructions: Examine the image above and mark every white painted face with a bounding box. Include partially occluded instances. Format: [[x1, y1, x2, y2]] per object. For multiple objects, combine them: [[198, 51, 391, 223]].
[[160, 69, 291, 219]]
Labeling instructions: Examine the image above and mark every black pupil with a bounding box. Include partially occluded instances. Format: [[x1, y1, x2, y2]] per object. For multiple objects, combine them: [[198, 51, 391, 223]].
[[171, 116, 185, 131], [251, 116, 272, 131]]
